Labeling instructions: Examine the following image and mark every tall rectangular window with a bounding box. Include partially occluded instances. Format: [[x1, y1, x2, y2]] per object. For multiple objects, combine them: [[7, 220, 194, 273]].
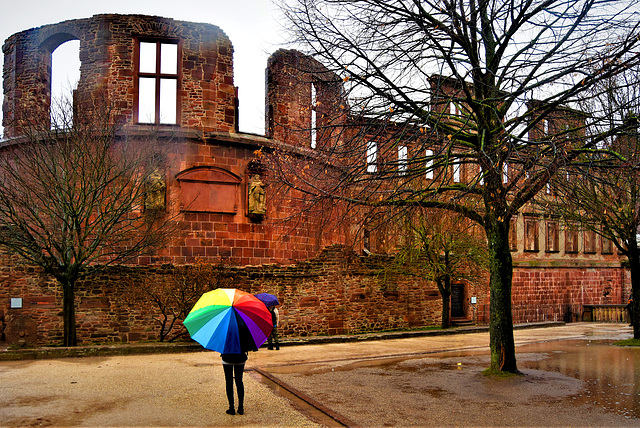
[[546, 220, 559, 253], [565, 227, 579, 253], [398, 145, 407, 175], [453, 158, 461, 182], [426, 149, 434, 179], [524, 216, 539, 252], [311, 83, 317, 149], [366, 141, 378, 173], [584, 230, 597, 254], [509, 217, 518, 251], [137, 40, 179, 124]]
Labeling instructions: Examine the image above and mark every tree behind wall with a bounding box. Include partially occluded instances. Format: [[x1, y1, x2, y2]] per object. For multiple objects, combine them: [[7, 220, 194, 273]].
[[0, 95, 176, 346], [275, 0, 640, 373]]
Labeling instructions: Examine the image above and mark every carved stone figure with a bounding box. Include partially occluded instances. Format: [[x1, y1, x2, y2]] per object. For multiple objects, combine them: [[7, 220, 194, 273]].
[[145, 170, 166, 211], [248, 174, 266, 215]]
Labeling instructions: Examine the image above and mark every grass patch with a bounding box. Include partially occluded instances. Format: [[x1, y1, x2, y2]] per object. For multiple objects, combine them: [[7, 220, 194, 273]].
[[613, 338, 640, 347], [482, 368, 524, 378]]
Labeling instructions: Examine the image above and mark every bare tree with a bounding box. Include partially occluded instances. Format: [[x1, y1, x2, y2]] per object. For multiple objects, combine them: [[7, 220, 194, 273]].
[[273, 0, 640, 373], [0, 95, 176, 346]]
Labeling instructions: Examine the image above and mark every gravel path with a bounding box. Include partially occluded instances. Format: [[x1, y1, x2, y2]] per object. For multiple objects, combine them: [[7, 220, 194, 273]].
[[1, 323, 637, 427]]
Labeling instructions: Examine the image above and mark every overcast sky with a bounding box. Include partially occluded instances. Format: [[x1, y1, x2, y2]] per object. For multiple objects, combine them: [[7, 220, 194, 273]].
[[0, 0, 287, 136]]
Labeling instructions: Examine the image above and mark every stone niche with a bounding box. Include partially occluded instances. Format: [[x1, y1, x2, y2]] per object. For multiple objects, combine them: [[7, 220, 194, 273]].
[[176, 166, 240, 213]]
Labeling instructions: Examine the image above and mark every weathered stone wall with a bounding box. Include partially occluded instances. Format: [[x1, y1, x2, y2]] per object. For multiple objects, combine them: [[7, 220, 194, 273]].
[[3, 14, 236, 136], [0, 246, 445, 346], [266, 49, 347, 149]]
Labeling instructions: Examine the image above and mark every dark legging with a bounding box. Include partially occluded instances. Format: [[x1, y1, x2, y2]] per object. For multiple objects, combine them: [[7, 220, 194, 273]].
[[223, 363, 244, 409]]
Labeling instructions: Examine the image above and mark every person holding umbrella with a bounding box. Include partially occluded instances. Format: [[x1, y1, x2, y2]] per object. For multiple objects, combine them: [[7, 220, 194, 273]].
[[183, 288, 273, 416], [255, 293, 280, 351], [267, 306, 280, 350], [221, 352, 247, 415]]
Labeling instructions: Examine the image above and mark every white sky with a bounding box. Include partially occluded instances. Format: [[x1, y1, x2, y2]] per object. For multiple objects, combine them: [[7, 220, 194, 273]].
[[0, 0, 286, 136]]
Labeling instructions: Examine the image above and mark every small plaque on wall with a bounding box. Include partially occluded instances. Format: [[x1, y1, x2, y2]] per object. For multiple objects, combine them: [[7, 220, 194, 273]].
[[10, 298, 23, 309]]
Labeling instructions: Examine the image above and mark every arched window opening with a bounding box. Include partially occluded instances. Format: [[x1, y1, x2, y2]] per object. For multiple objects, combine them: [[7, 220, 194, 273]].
[[51, 40, 80, 129]]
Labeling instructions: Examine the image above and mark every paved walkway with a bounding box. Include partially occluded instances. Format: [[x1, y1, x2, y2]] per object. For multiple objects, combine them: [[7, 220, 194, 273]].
[[0, 323, 636, 426]]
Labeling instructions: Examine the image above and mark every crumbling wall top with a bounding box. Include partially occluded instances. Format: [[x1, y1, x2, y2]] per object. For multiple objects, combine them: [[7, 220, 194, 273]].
[[3, 14, 237, 137]]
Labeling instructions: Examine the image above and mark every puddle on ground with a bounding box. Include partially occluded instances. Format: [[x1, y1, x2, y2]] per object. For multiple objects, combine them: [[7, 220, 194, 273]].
[[518, 339, 640, 419], [267, 338, 640, 421]]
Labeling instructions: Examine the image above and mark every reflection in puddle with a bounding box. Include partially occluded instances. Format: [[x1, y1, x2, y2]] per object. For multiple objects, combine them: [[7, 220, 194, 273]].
[[519, 340, 640, 419]]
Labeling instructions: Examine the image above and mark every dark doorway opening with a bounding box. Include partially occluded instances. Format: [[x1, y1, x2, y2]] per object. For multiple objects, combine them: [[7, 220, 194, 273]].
[[451, 284, 465, 318]]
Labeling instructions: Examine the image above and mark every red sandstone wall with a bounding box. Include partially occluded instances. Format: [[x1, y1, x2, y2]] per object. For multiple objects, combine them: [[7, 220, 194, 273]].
[[510, 264, 630, 324], [0, 246, 444, 345], [3, 15, 236, 136]]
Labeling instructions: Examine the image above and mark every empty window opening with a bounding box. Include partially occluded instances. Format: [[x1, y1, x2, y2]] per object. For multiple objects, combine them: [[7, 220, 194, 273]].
[[366, 141, 378, 173], [453, 158, 461, 182], [584, 229, 597, 254], [425, 149, 434, 179], [449, 101, 459, 116], [398, 145, 407, 174], [524, 217, 539, 252], [602, 237, 614, 254], [565, 227, 579, 253], [51, 40, 80, 128], [546, 220, 559, 253], [311, 83, 317, 148], [509, 217, 517, 251], [137, 40, 179, 124]]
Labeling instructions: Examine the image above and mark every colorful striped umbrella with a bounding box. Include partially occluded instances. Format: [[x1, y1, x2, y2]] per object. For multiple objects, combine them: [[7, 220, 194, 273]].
[[183, 288, 273, 354]]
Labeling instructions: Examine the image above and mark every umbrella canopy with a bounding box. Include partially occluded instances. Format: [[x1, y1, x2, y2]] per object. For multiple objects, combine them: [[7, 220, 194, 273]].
[[183, 288, 273, 354], [254, 292, 280, 308]]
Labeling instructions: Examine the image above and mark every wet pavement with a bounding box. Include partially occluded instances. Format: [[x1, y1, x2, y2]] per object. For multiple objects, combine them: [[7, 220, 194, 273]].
[[1, 323, 639, 426]]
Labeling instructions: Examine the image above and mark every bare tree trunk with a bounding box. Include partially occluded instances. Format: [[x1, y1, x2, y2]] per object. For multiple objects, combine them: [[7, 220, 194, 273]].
[[62, 279, 77, 347], [486, 216, 518, 373], [438, 277, 451, 329], [628, 244, 640, 339]]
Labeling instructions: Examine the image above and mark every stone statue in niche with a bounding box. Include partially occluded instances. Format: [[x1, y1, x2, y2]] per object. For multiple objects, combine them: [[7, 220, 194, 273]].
[[248, 174, 266, 216], [145, 170, 166, 211]]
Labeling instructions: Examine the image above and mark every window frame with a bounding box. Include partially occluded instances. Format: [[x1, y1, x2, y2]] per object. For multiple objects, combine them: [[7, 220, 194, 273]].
[[602, 236, 614, 254], [583, 229, 597, 254], [134, 37, 181, 125], [546, 220, 560, 253], [524, 215, 539, 252], [565, 225, 579, 254]]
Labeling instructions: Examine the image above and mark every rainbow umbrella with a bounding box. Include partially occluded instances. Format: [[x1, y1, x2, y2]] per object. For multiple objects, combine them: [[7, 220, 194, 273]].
[[183, 288, 273, 354]]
